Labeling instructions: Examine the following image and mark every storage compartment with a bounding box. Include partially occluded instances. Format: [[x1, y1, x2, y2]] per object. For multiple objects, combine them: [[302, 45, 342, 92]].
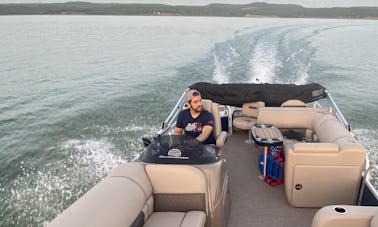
[[290, 165, 361, 207]]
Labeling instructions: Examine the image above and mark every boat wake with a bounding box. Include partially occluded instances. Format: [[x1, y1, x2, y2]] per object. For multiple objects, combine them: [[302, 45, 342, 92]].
[[248, 39, 279, 84], [61, 139, 127, 175], [353, 128, 378, 166], [208, 25, 321, 85], [0, 138, 127, 226], [212, 53, 229, 84]]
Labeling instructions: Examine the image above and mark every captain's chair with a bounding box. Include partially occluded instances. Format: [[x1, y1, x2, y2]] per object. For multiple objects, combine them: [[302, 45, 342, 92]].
[[201, 99, 228, 155], [232, 101, 265, 143]]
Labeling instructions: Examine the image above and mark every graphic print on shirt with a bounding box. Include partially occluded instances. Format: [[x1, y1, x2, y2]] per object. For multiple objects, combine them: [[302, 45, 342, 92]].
[[185, 122, 203, 133]]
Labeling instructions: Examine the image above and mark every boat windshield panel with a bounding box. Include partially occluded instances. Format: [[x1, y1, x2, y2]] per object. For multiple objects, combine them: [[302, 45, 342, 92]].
[[139, 135, 218, 164]]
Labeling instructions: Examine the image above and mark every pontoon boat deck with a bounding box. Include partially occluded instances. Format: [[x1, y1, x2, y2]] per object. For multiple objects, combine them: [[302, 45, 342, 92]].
[[47, 83, 378, 227]]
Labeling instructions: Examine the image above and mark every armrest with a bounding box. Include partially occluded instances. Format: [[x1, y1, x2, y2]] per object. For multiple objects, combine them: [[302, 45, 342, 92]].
[[293, 143, 339, 153], [216, 131, 228, 148], [312, 205, 378, 227]]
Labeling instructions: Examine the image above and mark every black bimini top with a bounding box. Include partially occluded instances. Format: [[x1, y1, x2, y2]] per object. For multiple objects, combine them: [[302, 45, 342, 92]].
[[189, 82, 327, 107]]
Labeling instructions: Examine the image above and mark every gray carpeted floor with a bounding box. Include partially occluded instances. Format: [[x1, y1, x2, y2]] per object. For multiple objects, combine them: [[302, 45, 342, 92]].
[[223, 131, 318, 227]]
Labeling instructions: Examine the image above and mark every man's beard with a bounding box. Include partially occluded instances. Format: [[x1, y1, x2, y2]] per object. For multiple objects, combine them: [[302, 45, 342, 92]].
[[192, 106, 203, 113]]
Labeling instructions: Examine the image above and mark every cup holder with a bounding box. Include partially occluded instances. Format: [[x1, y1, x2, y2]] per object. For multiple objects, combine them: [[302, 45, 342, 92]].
[[334, 207, 347, 214]]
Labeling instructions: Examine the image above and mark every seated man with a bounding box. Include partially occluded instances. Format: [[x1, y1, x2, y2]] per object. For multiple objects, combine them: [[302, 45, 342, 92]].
[[174, 89, 216, 145]]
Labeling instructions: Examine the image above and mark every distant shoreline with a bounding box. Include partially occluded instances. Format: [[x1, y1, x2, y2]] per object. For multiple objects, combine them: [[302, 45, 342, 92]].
[[0, 2, 377, 19], [1, 14, 377, 21]]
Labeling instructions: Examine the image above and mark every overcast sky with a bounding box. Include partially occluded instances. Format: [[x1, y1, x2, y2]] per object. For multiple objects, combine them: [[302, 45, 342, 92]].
[[0, 0, 378, 8]]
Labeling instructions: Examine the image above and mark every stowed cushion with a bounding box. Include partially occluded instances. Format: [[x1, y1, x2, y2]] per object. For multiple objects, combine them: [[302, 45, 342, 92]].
[[281, 99, 306, 107], [144, 211, 206, 227]]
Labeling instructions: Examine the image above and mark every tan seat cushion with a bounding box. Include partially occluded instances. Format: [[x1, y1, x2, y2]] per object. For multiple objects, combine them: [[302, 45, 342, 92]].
[[109, 162, 154, 219], [233, 102, 264, 130], [233, 116, 257, 130], [201, 99, 227, 148], [371, 214, 378, 227], [47, 178, 146, 227], [313, 113, 355, 143], [145, 164, 207, 194], [312, 205, 378, 227], [144, 211, 206, 227], [109, 162, 152, 197]]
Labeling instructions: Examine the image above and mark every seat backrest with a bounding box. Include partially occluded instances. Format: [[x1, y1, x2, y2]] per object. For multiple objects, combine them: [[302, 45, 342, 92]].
[[202, 99, 222, 138], [145, 164, 208, 213], [313, 113, 355, 143], [109, 162, 154, 219], [242, 101, 265, 118], [47, 162, 152, 227], [257, 107, 321, 129]]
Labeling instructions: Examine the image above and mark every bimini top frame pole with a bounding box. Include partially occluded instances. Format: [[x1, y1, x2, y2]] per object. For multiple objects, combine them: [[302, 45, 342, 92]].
[[358, 164, 378, 205], [325, 90, 350, 131], [156, 89, 188, 136]]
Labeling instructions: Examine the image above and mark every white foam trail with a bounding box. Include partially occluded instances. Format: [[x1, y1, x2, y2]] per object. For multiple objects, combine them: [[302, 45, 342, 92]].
[[62, 139, 127, 175], [227, 42, 239, 57], [284, 47, 305, 62], [98, 124, 158, 135], [353, 128, 378, 165], [212, 53, 229, 84], [249, 41, 279, 83], [2, 139, 128, 226], [294, 61, 311, 85], [3, 163, 71, 226]]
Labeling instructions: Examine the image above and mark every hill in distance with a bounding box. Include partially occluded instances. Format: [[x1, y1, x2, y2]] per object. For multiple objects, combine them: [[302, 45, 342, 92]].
[[0, 2, 377, 19]]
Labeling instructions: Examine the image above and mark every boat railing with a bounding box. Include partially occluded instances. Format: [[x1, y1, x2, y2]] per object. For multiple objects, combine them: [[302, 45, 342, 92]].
[[157, 88, 351, 135], [325, 90, 351, 131], [358, 164, 378, 205], [157, 89, 188, 136]]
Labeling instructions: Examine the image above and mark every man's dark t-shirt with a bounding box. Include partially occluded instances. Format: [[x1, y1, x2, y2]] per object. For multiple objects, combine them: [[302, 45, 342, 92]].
[[176, 109, 216, 145]]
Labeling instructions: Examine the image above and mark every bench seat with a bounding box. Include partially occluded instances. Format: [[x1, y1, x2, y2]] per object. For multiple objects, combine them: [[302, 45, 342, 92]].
[[257, 107, 366, 207], [48, 162, 208, 227]]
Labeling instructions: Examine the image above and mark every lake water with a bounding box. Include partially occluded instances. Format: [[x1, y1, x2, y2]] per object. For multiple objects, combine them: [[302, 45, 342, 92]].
[[0, 15, 377, 226]]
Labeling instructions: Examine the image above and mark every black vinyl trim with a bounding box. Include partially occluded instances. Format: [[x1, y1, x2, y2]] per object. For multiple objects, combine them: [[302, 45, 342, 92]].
[[130, 211, 145, 227]]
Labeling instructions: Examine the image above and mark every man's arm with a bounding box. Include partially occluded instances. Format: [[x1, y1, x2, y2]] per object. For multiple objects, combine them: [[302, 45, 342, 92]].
[[174, 127, 183, 135], [196, 125, 213, 142], [174, 111, 184, 135]]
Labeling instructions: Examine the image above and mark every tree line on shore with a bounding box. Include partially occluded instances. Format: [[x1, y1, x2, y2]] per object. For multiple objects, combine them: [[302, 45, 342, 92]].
[[1, 2, 377, 19]]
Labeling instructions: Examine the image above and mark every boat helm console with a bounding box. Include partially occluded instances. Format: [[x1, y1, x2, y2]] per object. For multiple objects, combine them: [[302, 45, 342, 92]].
[[139, 135, 218, 164]]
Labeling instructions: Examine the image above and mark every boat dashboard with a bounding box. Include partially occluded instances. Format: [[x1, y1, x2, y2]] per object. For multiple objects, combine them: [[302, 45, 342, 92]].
[[139, 135, 218, 164]]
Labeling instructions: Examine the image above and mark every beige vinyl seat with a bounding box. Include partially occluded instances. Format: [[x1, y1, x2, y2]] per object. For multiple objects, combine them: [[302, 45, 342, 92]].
[[47, 162, 207, 227], [232, 101, 265, 142], [257, 107, 366, 207], [201, 99, 228, 155], [312, 205, 378, 227]]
